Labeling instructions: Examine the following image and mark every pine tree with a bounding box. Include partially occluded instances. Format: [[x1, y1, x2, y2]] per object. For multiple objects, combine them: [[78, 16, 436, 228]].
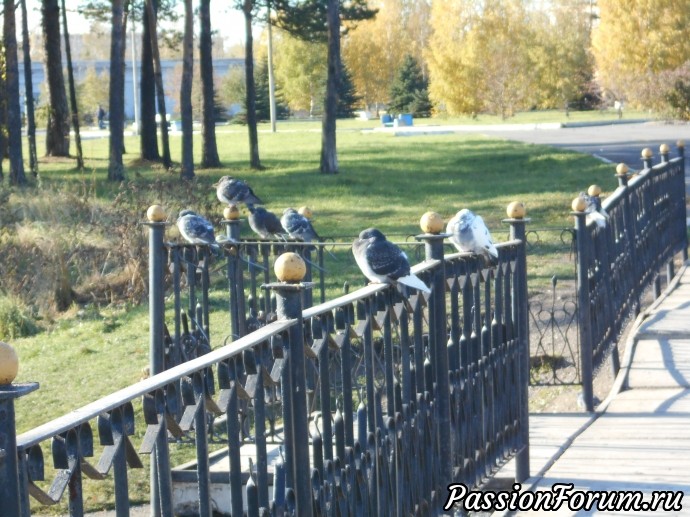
[[388, 55, 431, 117], [255, 57, 288, 122], [337, 61, 360, 118]]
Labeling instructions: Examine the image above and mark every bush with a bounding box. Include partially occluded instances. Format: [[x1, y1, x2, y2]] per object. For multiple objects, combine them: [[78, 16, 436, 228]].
[[0, 296, 39, 340]]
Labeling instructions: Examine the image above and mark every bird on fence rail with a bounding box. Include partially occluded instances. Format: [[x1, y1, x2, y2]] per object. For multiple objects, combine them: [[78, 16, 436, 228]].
[[215, 176, 264, 206], [446, 208, 498, 266], [248, 205, 287, 240], [352, 228, 431, 294], [281, 207, 322, 243], [177, 209, 223, 253], [578, 192, 608, 228]]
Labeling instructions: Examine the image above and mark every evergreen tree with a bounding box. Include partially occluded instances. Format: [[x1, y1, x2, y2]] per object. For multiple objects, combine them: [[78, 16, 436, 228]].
[[255, 57, 288, 122], [388, 55, 431, 117], [337, 61, 360, 118]]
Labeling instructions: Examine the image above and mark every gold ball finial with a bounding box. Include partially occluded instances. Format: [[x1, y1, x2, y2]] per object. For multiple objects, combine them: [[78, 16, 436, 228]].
[[0, 342, 19, 385], [274, 252, 306, 283], [298, 206, 313, 220], [146, 205, 166, 222], [677, 139, 685, 148], [641, 147, 653, 159], [420, 211, 444, 234], [506, 201, 526, 219], [587, 184, 602, 197], [660, 143, 670, 154], [223, 204, 240, 220], [616, 163, 629, 176], [572, 196, 587, 212]]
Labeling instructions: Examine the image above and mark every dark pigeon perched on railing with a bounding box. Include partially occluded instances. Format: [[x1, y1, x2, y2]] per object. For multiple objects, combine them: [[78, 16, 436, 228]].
[[247, 205, 286, 240], [215, 176, 263, 206], [352, 227, 430, 293], [280, 207, 321, 243], [176, 209, 222, 253]]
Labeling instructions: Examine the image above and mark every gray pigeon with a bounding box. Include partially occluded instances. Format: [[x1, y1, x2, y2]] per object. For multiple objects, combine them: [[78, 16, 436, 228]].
[[281, 208, 321, 242], [446, 209, 498, 265], [578, 192, 608, 228], [248, 205, 286, 239], [177, 209, 221, 252], [215, 176, 263, 206], [352, 228, 430, 293]]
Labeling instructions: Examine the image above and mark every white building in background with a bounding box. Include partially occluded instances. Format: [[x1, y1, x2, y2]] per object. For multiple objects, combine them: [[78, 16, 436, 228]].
[[17, 58, 243, 121]]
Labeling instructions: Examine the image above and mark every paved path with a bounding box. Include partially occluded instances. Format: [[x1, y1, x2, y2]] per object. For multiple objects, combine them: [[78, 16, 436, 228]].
[[507, 262, 690, 516]]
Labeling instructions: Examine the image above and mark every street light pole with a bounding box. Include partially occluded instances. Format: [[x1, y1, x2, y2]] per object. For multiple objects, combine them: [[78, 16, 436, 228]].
[[267, 2, 277, 133], [131, 17, 140, 135]]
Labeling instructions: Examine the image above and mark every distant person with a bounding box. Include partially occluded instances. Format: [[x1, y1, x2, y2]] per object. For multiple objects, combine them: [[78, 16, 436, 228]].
[[97, 104, 106, 129]]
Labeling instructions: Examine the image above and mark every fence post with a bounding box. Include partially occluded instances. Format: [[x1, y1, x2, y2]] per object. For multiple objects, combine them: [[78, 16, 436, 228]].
[[571, 197, 594, 413], [267, 253, 313, 517], [678, 141, 688, 261], [0, 343, 38, 517], [505, 204, 531, 482], [223, 206, 247, 339], [641, 147, 654, 170], [615, 164, 640, 315], [144, 205, 173, 516], [416, 212, 452, 491]]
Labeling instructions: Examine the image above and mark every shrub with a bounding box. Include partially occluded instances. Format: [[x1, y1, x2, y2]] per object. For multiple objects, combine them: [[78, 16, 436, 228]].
[[0, 296, 39, 340]]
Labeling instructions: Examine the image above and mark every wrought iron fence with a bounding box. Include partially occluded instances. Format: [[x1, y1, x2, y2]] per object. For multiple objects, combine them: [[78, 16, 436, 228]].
[[1, 214, 530, 517], [574, 144, 688, 410], [521, 228, 580, 386]]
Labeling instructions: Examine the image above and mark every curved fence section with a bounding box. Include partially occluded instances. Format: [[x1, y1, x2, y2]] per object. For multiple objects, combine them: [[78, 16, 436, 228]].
[[574, 145, 688, 410]]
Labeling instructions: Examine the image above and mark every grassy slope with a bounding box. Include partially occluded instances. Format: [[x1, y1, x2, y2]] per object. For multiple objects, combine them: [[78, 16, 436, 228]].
[[8, 115, 618, 512]]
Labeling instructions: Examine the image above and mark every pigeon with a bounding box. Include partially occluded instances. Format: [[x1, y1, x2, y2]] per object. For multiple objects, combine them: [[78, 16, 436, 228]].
[[177, 209, 221, 253], [215, 176, 263, 206], [281, 207, 321, 243], [579, 192, 608, 228], [352, 228, 430, 294], [446, 209, 498, 265], [248, 205, 286, 240]]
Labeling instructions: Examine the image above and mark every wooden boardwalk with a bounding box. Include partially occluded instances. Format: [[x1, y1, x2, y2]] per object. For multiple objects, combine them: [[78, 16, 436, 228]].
[[506, 262, 690, 516]]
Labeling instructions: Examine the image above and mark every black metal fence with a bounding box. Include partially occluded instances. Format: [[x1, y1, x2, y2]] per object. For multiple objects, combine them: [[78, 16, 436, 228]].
[[1, 214, 530, 516], [574, 144, 688, 410]]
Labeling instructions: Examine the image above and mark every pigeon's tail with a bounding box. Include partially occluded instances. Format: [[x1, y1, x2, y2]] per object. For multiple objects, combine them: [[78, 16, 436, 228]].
[[245, 194, 263, 206], [483, 252, 499, 268], [396, 274, 431, 294], [210, 242, 223, 258], [586, 211, 608, 228]]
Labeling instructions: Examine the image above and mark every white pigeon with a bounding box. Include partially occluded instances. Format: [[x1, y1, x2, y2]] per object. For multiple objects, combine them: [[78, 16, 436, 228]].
[[446, 209, 498, 265], [578, 192, 608, 228], [352, 228, 430, 294]]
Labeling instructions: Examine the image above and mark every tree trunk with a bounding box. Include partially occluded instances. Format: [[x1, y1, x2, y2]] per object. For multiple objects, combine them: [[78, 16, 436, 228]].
[[20, 0, 38, 177], [243, 1, 261, 170], [107, 0, 126, 181], [139, 0, 160, 161], [41, 0, 70, 157], [60, 0, 83, 169], [199, 0, 220, 168], [180, 0, 194, 179], [320, 0, 339, 174], [145, 0, 171, 169], [4, 0, 27, 185], [0, 72, 5, 181]]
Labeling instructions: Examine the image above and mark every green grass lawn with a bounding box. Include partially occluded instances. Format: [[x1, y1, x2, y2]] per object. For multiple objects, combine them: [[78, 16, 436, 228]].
[[5, 113, 620, 513]]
